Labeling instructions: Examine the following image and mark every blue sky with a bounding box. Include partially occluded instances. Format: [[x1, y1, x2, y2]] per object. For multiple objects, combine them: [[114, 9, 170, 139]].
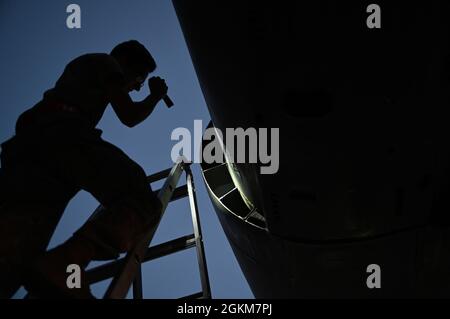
[[0, 0, 253, 299]]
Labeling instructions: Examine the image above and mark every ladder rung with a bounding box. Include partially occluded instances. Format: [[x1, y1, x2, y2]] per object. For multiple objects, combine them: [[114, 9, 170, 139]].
[[151, 185, 188, 203], [146, 168, 173, 183], [179, 291, 205, 300], [87, 234, 196, 284], [168, 185, 188, 202], [142, 234, 196, 263]]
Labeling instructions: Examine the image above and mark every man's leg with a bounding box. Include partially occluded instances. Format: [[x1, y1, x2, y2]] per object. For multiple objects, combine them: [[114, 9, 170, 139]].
[[25, 132, 162, 298], [0, 142, 78, 298], [67, 137, 163, 261]]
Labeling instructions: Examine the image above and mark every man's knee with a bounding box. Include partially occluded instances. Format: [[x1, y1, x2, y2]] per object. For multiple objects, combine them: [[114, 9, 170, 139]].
[[75, 195, 162, 260]]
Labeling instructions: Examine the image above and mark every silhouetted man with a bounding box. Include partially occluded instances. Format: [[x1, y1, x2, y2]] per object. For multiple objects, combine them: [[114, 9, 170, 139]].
[[0, 40, 168, 298]]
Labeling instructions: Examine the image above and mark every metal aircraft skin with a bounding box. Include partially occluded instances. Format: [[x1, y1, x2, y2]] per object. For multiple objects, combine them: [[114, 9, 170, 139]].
[[173, 1, 450, 298]]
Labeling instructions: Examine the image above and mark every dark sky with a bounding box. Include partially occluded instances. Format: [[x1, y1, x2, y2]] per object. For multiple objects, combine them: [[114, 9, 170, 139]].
[[0, 0, 253, 298]]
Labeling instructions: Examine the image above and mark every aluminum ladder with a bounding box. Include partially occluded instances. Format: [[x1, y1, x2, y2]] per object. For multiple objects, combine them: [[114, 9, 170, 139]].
[[85, 157, 212, 299]]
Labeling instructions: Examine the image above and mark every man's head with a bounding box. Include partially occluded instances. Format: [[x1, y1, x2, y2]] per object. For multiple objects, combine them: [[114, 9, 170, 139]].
[[111, 40, 156, 92]]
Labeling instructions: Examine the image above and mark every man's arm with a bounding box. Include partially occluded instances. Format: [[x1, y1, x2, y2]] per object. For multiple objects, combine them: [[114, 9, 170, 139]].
[[109, 92, 159, 128], [109, 77, 168, 128]]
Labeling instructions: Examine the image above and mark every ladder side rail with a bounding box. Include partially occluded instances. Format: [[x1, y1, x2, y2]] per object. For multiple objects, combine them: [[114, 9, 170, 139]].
[[185, 166, 212, 299]]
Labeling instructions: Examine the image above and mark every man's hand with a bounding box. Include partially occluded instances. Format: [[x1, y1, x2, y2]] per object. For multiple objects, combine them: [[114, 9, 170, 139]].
[[110, 76, 168, 128], [148, 76, 168, 101]]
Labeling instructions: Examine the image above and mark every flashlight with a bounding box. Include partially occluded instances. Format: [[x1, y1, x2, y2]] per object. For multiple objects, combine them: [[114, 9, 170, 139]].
[[163, 95, 174, 108]]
